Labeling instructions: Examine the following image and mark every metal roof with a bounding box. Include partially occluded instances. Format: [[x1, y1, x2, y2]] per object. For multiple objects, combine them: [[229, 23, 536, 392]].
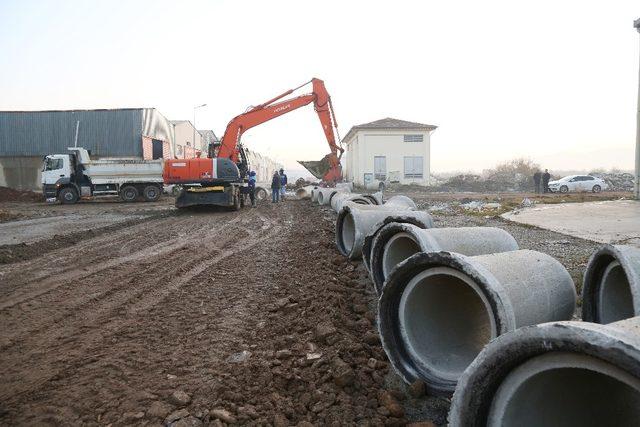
[[0, 109, 145, 157], [343, 117, 437, 142]]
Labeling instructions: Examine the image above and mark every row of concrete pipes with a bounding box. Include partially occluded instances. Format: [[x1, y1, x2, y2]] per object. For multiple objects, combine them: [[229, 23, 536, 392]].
[[297, 184, 640, 426]]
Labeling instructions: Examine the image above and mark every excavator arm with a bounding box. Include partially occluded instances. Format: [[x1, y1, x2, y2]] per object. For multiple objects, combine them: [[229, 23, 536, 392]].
[[213, 78, 343, 182]]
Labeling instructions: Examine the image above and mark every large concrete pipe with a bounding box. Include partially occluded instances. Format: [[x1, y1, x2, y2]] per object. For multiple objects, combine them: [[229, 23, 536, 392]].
[[383, 195, 416, 209], [362, 191, 384, 205], [331, 193, 372, 212], [315, 188, 334, 205], [377, 250, 576, 396], [295, 185, 315, 200], [335, 205, 434, 259], [317, 187, 351, 206], [368, 224, 519, 294], [582, 244, 640, 324], [449, 317, 640, 427], [335, 181, 354, 192]]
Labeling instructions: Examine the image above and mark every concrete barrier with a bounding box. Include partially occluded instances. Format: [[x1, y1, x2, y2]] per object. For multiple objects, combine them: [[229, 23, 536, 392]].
[[335, 205, 434, 259], [582, 244, 640, 324], [377, 250, 576, 395], [368, 224, 519, 294], [449, 317, 640, 426]]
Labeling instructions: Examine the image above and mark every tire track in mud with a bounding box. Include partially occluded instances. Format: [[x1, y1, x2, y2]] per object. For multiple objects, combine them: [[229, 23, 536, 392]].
[[0, 212, 240, 310], [0, 208, 279, 402]]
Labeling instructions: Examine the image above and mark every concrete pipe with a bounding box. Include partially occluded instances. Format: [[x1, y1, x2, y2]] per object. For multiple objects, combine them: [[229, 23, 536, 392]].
[[295, 185, 315, 200], [449, 317, 640, 427], [335, 205, 434, 259], [377, 250, 576, 396], [361, 218, 428, 274], [383, 195, 417, 210], [368, 224, 519, 294], [335, 181, 354, 192], [582, 244, 640, 324], [316, 188, 334, 205], [331, 193, 372, 212], [317, 187, 351, 206], [362, 191, 384, 205]]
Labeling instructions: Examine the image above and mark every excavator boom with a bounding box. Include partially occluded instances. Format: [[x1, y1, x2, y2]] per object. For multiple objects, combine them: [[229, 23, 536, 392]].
[[214, 78, 343, 182]]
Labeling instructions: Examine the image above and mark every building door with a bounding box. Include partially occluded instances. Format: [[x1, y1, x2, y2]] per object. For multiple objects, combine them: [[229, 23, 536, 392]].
[[152, 139, 163, 159], [374, 156, 386, 180]]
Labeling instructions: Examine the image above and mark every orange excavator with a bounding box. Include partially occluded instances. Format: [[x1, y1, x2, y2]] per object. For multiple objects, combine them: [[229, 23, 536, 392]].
[[163, 78, 344, 209]]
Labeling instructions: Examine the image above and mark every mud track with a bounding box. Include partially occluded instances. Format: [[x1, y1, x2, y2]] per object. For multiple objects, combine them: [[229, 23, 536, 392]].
[[0, 201, 423, 426]]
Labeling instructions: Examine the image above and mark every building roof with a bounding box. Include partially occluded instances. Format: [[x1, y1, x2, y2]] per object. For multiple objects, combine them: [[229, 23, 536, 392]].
[[343, 117, 437, 142]]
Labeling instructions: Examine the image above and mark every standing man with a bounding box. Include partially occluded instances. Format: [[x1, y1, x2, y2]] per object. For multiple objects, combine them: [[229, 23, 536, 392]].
[[279, 168, 288, 201], [248, 170, 257, 207], [542, 169, 551, 193], [533, 170, 542, 194], [271, 170, 281, 203]]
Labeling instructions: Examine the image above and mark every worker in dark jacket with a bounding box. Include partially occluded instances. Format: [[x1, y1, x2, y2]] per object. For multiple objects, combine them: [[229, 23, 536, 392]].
[[279, 168, 288, 201], [533, 171, 542, 194], [271, 170, 281, 203], [248, 171, 257, 207], [542, 169, 551, 193]]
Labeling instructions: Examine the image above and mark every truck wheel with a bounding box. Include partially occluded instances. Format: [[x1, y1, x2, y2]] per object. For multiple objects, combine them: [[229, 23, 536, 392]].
[[232, 193, 241, 211], [143, 185, 161, 202], [58, 187, 78, 204], [120, 185, 139, 202]]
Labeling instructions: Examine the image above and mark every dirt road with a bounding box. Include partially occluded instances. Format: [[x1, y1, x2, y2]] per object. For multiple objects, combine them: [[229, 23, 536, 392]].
[[0, 201, 417, 426]]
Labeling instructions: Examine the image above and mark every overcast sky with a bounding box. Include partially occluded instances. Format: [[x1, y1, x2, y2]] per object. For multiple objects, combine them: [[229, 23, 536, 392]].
[[1, 0, 638, 174]]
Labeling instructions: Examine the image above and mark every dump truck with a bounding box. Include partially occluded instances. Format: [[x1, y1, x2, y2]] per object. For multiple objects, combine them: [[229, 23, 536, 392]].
[[41, 147, 164, 204]]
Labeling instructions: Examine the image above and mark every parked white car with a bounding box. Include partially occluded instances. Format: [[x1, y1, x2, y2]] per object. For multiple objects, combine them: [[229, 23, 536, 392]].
[[547, 175, 608, 193]]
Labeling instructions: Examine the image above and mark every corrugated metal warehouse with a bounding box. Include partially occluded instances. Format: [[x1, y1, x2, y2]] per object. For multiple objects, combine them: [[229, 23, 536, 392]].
[[0, 108, 174, 190]]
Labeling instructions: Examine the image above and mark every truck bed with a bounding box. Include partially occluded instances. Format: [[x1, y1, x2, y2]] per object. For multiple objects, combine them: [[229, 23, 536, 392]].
[[84, 160, 163, 185]]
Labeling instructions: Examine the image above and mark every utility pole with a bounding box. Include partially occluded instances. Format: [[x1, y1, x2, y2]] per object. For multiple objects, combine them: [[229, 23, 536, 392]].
[[635, 18, 640, 200], [193, 103, 207, 157]]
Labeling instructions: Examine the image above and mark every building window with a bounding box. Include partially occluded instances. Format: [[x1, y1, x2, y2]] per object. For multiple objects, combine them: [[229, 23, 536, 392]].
[[404, 156, 424, 179], [374, 156, 386, 180], [403, 134, 424, 143]]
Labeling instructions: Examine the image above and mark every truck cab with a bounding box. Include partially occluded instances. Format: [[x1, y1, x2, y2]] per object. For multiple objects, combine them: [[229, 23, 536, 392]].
[[42, 153, 75, 202]]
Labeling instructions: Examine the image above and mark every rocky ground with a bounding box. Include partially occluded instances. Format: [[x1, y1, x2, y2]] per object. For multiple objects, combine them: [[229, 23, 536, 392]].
[[0, 192, 606, 426]]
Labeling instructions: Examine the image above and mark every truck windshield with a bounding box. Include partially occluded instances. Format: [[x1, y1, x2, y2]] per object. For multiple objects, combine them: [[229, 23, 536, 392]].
[[43, 157, 63, 171]]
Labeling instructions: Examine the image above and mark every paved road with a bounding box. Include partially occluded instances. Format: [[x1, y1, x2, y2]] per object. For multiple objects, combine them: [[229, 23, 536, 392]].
[[502, 200, 640, 246]]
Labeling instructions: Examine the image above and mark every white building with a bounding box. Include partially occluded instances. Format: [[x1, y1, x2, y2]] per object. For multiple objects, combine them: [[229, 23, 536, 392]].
[[170, 120, 205, 158], [342, 118, 437, 186], [244, 147, 282, 183]]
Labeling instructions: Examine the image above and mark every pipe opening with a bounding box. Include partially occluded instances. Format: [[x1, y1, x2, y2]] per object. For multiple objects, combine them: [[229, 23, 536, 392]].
[[382, 232, 422, 279], [317, 191, 325, 204], [597, 261, 634, 324], [295, 188, 308, 199], [488, 353, 640, 427], [341, 213, 356, 254], [399, 267, 496, 381]]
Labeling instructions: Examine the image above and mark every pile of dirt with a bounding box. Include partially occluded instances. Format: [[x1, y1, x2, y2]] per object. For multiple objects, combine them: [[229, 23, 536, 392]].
[[589, 172, 635, 192], [0, 186, 42, 203]]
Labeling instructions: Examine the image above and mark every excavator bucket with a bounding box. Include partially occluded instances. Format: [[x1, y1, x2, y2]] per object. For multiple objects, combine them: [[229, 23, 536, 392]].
[[298, 153, 342, 183], [298, 155, 331, 180]]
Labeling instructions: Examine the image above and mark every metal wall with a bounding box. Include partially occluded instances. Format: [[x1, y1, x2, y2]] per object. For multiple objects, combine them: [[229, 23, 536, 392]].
[[0, 109, 144, 157]]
